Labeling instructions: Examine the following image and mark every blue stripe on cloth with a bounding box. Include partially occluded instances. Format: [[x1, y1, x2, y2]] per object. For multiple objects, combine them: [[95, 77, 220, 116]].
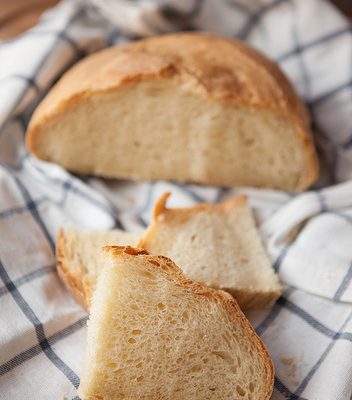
[[237, 0, 288, 39], [273, 244, 291, 272], [332, 211, 352, 225], [0, 157, 22, 171], [0, 110, 30, 140], [214, 187, 229, 204], [135, 184, 156, 216], [1, 26, 86, 48], [308, 79, 352, 106], [174, 183, 207, 203], [314, 191, 328, 212], [108, 217, 123, 230], [57, 177, 124, 230], [0, 197, 47, 220], [278, 296, 352, 341], [255, 302, 282, 336], [304, 102, 337, 185], [57, 31, 86, 58], [289, 1, 311, 99], [12, 175, 55, 253], [0, 75, 41, 94], [277, 26, 352, 62], [293, 311, 352, 396], [106, 27, 122, 46], [136, 215, 148, 228], [3, 8, 85, 124], [0, 316, 87, 376], [333, 262, 352, 301], [1, 156, 124, 230], [14, 114, 28, 134], [26, 164, 125, 228], [36, 173, 113, 214], [0, 264, 54, 298], [59, 179, 73, 206], [255, 288, 294, 336], [274, 376, 308, 400], [0, 258, 80, 388], [274, 192, 325, 273], [121, 183, 158, 227], [256, 289, 352, 342]]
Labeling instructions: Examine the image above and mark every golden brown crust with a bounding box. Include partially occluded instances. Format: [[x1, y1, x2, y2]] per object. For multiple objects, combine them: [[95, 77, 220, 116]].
[[152, 191, 248, 219], [29, 33, 306, 124], [139, 192, 248, 248], [27, 33, 318, 190], [104, 245, 274, 399], [136, 34, 306, 120], [56, 229, 91, 310]]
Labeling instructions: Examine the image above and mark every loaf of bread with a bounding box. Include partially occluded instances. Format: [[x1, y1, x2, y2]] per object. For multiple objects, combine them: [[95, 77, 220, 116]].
[[57, 194, 281, 310], [78, 246, 274, 400], [56, 228, 140, 309], [27, 33, 318, 191], [140, 193, 281, 309]]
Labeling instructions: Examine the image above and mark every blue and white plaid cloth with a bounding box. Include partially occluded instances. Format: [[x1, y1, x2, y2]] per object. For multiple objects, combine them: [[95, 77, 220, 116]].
[[0, 0, 351, 398]]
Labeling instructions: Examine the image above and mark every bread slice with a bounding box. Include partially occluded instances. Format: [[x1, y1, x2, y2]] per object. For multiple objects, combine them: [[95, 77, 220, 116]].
[[139, 193, 281, 310], [78, 246, 274, 400], [56, 228, 140, 309], [27, 33, 318, 191]]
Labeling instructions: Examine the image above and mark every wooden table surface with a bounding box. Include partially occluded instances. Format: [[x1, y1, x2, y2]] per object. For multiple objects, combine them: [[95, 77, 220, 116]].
[[0, 0, 351, 40]]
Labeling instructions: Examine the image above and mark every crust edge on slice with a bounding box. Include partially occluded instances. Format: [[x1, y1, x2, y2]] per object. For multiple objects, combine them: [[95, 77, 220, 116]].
[[56, 228, 93, 310], [138, 191, 249, 248], [150, 191, 248, 220], [56, 228, 140, 310]]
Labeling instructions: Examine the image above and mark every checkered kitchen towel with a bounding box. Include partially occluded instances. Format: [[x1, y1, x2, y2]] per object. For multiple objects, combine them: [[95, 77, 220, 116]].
[[0, 0, 351, 398]]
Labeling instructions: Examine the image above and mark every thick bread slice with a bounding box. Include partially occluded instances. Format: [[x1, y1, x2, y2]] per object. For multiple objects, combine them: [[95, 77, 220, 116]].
[[139, 193, 281, 310], [78, 246, 274, 400], [27, 33, 318, 191], [56, 229, 140, 309]]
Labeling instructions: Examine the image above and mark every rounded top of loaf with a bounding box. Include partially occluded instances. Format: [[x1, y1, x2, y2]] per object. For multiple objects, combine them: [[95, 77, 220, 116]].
[[27, 33, 318, 191], [29, 32, 309, 130]]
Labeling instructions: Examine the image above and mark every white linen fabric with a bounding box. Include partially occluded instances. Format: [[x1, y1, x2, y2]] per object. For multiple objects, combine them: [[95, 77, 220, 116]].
[[0, 0, 351, 398]]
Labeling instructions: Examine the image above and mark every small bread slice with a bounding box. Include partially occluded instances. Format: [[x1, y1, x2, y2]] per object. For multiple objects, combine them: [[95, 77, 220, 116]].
[[78, 246, 274, 400], [139, 193, 281, 310], [56, 229, 140, 309]]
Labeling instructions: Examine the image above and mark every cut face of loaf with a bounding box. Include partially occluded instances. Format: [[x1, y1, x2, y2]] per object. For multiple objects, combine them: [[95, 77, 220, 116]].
[[78, 246, 274, 400], [139, 193, 281, 310], [56, 229, 140, 309], [27, 33, 318, 191]]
